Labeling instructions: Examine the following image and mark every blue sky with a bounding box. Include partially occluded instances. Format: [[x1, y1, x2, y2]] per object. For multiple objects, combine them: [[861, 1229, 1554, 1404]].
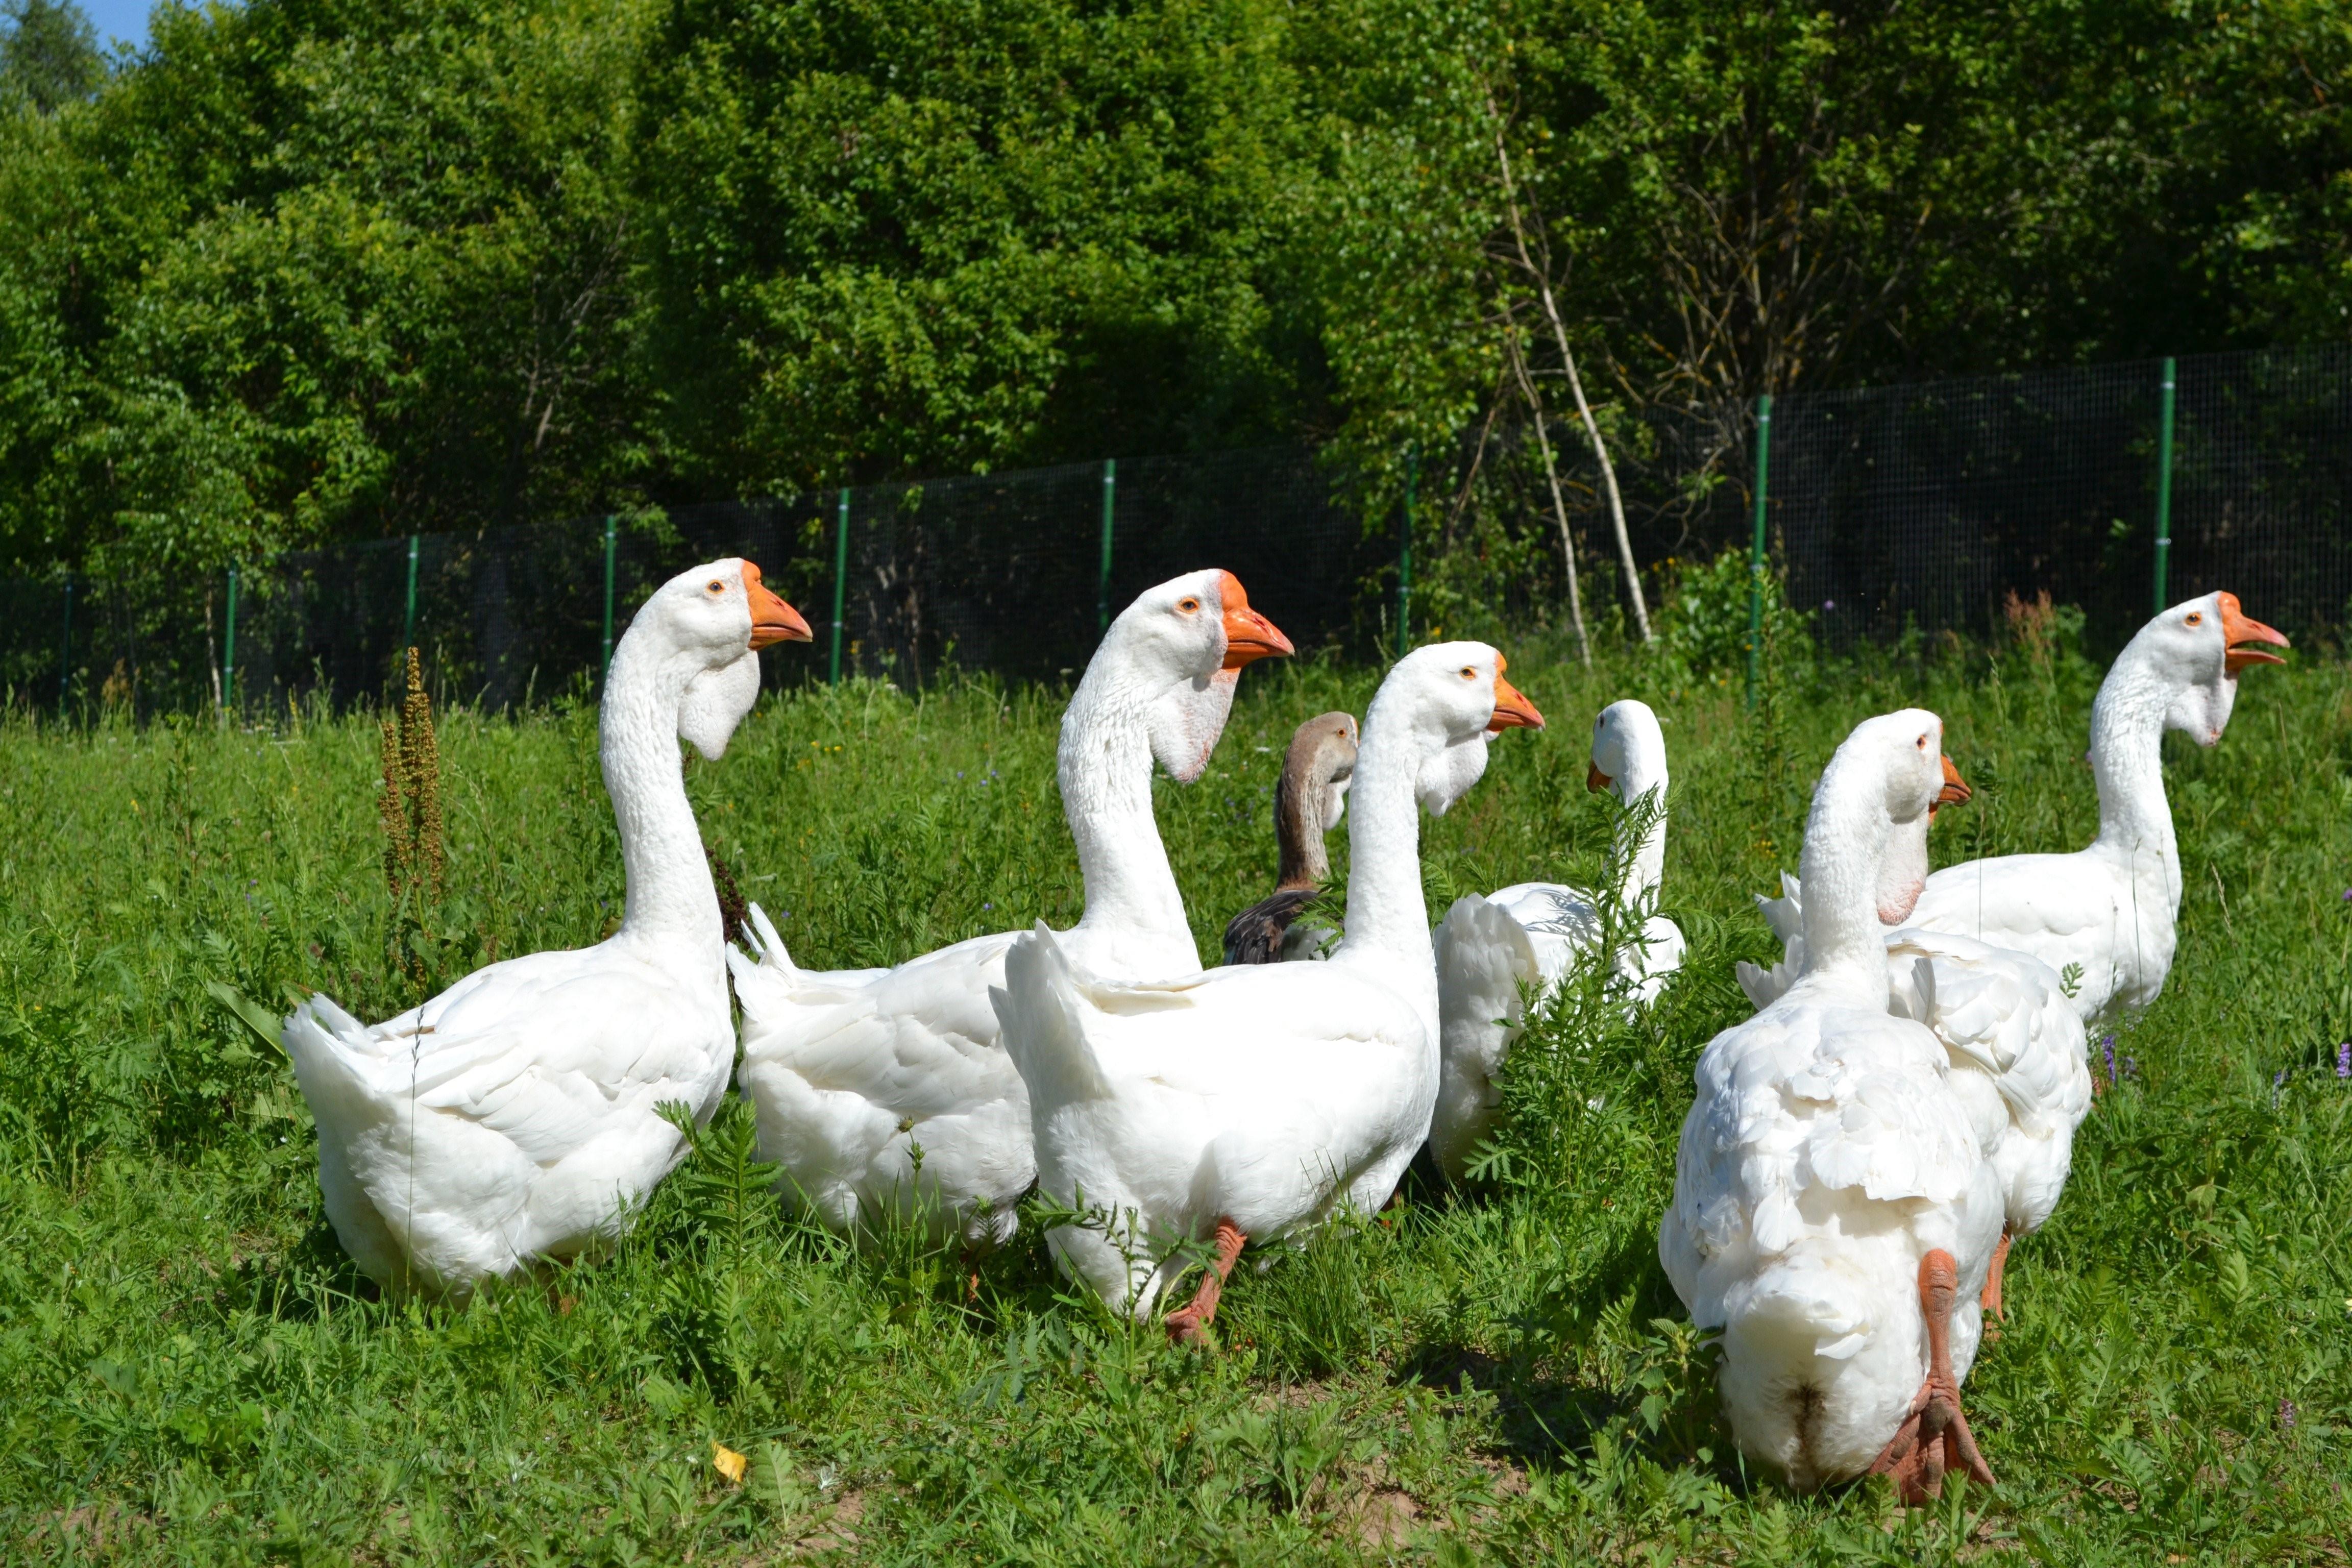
[[81, 0, 157, 54]]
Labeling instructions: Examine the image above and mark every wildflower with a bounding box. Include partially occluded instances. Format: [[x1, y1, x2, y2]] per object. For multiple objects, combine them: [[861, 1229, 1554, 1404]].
[[2121, 1056, 2138, 1081], [983, 902, 994, 911], [2279, 1398, 2298, 1433], [2101, 1035, 2116, 1082], [2342, 888, 2352, 902], [1822, 599, 1835, 612], [2338, 1042, 2350, 1079]]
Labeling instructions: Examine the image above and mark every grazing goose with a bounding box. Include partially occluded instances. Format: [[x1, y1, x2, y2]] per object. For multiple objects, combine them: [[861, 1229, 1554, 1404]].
[[1902, 592, 2286, 1027], [1428, 698, 1684, 1181], [1662, 711, 2004, 1503], [1221, 710, 1357, 965], [1739, 763, 2092, 1324], [994, 645, 1542, 1344], [731, 572, 1291, 1246], [284, 560, 811, 1295]]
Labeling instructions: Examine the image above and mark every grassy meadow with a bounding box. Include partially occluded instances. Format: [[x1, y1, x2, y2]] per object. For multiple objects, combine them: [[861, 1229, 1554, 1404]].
[[1, 606, 2348, 1564]]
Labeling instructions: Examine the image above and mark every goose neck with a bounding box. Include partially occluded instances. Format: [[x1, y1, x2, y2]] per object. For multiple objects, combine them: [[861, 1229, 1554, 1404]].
[[1797, 760, 1901, 991], [1060, 666, 1197, 969], [1611, 768, 1669, 909], [2088, 655, 2180, 895], [1332, 710, 1436, 1028], [1275, 770, 1330, 890], [602, 637, 722, 949]]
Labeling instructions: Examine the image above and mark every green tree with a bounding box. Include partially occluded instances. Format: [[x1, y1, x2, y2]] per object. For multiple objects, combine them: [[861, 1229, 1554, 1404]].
[[0, 0, 655, 575], [0, 0, 102, 114], [631, 0, 1327, 493]]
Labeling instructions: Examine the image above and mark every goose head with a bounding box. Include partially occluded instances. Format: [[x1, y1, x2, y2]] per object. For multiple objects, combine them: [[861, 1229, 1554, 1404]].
[[1098, 569, 1291, 783], [1585, 699, 1669, 805], [1801, 709, 1964, 929], [1273, 711, 1359, 887], [2123, 591, 2289, 747], [1283, 710, 1359, 834], [1879, 752, 1971, 924], [627, 558, 810, 759], [1385, 643, 1544, 817]]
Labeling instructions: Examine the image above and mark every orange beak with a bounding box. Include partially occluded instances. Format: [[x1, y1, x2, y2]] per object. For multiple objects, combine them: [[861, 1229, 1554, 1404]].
[[1929, 753, 1971, 821], [1486, 656, 1545, 732], [1217, 570, 1294, 670], [1586, 762, 1612, 793], [2216, 591, 2289, 674], [743, 561, 813, 648]]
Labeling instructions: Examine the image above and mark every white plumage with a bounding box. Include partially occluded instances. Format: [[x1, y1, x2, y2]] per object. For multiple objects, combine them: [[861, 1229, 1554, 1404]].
[[732, 571, 1292, 1245], [1662, 710, 2004, 1500], [284, 558, 810, 1295], [1429, 698, 1684, 1180], [995, 643, 1545, 1339], [1899, 591, 2286, 1027], [1740, 873, 2092, 1316]]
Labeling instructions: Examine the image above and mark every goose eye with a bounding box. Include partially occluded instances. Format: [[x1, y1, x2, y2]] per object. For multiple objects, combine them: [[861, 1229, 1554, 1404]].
[[2185, 611, 2202, 626], [1460, 667, 1477, 680], [1177, 597, 1199, 614], [1916, 736, 1928, 749], [706, 579, 726, 594]]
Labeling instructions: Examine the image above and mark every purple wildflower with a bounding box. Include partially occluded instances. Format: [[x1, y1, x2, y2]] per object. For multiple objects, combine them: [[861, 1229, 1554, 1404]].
[[2101, 1035, 2116, 1082], [2280, 1398, 2298, 1432], [2337, 1042, 2350, 1079], [2121, 1056, 2139, 1081], [2342, 888, 2352, 902], [1822, 599, 1836, 612]]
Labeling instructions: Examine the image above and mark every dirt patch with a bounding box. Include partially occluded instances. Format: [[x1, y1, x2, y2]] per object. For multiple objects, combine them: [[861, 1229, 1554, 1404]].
[[1339, 1484, 1422, 1550]]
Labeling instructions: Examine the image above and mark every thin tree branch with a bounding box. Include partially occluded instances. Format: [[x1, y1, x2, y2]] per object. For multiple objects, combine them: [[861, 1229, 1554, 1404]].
[[1502, 322, 1589, 667], [1491, 109, 1652, 641]]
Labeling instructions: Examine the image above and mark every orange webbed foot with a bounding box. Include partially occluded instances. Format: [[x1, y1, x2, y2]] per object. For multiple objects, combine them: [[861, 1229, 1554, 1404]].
[[1161, 1219, 1246, 1351], [1869, 1249, 1998, 1505]]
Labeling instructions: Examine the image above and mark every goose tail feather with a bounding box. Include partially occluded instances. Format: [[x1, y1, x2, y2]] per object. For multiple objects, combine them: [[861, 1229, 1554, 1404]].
[[993, 922, 1113, 1111]]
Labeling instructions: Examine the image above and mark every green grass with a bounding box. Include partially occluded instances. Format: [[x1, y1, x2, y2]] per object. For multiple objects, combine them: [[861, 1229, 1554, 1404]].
[[2, 616, 2348, 1564]]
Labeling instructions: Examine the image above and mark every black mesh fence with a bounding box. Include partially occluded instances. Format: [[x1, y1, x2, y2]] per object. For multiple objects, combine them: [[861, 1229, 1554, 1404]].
[[1772, 345, 2352, 649], [1, 446, 1387, 720], [5, 345, 2346, 719]]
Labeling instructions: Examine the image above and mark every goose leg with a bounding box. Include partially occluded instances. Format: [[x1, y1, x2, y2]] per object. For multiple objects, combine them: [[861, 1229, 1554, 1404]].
[[1868, 1249, 1997, 1505], [1163, 1220, 1247, 1349], [1981, 1229, 2012, 1321]]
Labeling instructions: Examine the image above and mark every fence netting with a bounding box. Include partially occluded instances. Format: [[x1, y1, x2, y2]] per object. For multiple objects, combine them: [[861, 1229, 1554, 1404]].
[[1774, 345, 2352, 649], [4, 345, 2345, 719], [2, 447, 1384, 720]]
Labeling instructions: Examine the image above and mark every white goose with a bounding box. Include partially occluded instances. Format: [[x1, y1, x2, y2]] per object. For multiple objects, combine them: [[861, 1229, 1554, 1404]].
[[283, 559, 811, 1295], [1900, 591, 2287, 1027], [1662, 710, 2004, 1503], [993, 644, 1543, 1343], [1428, 699, 1684, 1181], [731, 571, 1292, 1245], [1739, 764, 2092, 1324]]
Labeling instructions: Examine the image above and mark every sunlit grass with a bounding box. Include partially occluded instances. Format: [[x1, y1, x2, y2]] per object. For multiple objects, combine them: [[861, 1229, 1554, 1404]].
[[1, 616, 2346, 1563]]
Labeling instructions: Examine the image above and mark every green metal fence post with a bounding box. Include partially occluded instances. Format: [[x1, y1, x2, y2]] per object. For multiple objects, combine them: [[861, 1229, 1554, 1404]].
[[402, 533, 421, 653], [1396, 449, 1416, 661], [222, 562, 239, 712], [829, 487, 850, 685], [56, 573, 71, 712], [1746, 394, 1774, 712], [2153, 356, 2176, 613], [1097, 459, 1116, 638], [599, 515, 618, 683]]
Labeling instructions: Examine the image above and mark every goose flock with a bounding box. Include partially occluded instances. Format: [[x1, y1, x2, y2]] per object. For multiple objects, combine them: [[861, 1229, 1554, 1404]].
[[281, 557, 2287, 1505]]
